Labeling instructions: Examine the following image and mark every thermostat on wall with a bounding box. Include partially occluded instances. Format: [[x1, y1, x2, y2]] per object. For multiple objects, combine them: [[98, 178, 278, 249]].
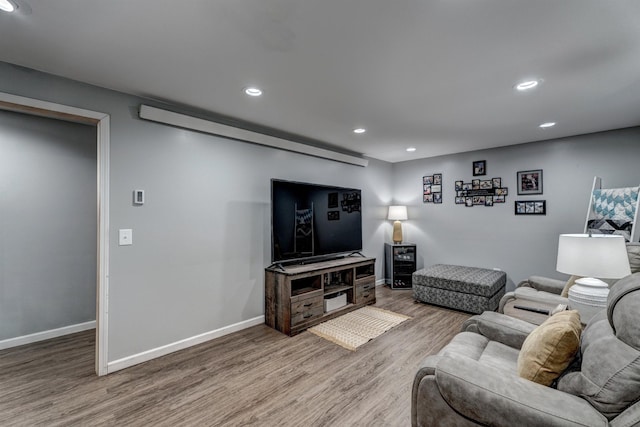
[[133, 190, 145, 205]]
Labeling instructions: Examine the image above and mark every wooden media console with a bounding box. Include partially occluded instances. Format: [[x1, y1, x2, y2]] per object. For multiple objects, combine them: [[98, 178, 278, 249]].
[[265, 256, 376, 336]]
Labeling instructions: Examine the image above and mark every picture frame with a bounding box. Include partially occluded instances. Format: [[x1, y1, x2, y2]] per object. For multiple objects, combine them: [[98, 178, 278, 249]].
[[328, 192, 338, 208], [515, 200, 546, 215], [517, 169, 543, 195], [453, 175, 508, 208], [479, 180, 492, 190], [327, 211, 340, 221], [473, 160, 486, 176], [423, 174, 443, 204]]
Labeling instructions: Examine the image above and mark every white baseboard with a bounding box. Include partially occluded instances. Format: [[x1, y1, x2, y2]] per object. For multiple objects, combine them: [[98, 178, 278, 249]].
[[107, 315, 265, 374], [376, 278, 386, 286], [0, 321, 96, 350]]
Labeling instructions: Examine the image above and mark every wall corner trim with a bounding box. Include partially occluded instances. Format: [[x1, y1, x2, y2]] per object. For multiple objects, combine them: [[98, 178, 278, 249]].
[[139, 104, 369, 167], [106, 315, 266, 374]]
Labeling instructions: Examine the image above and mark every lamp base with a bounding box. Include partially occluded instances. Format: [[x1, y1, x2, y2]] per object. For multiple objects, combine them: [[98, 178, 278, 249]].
[[392, 220, 403, 244], [567, 277, 609, 323]]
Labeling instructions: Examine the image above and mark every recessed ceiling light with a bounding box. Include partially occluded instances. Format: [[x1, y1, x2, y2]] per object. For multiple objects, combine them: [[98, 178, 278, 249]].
[[515, 80, 540, 91], [539, 122, 556, 128], [353, 128, 366, 134], [406, 147, 417, 152], [244, 87, 262, 97], [0, 0, 15, 12]]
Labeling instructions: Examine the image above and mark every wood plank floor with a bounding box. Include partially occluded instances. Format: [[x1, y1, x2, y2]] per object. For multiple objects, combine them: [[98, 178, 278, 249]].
[[0, 287, 470, 427]]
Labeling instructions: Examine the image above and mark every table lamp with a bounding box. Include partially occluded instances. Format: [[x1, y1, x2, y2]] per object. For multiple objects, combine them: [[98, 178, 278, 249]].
[[387, 205, 408, 244], [556, 233, 631, 322]]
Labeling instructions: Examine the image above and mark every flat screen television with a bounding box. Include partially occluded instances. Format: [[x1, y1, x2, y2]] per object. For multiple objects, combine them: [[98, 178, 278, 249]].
[[271, 179, 363, 264]]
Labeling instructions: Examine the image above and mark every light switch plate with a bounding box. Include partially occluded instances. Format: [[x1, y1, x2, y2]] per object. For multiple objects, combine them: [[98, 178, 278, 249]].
[[119, 229, 133, 246]]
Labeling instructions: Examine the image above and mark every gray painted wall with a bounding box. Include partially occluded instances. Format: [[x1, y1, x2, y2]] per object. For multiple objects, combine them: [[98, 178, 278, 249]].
[[0, 109, 96, 340], [2, 60, 638, 365], [0, 62, 392, 361], [392, 128, 640, 291]]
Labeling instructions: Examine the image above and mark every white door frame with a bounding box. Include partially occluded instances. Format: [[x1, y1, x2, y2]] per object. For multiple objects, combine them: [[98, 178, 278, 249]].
[[0, 92, 110, 376]]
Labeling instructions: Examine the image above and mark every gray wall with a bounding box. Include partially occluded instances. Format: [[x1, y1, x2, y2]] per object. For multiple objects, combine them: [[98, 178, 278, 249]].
[[392, 128, 640, 290], [0, 109, 96, 340], [0, 62, 392, 361], [3, 59, 638, 365]]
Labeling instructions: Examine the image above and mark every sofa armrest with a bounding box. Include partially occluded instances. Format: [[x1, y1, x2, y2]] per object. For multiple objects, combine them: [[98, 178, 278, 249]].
[[498, 291, 515, 313], [518, 275, 566, 295], [610, 399, 640, 427], [462, 311, 536, 349], [434, 356, 608, 427], [513, 287, 570, 306], [411, 354, 439, 425]]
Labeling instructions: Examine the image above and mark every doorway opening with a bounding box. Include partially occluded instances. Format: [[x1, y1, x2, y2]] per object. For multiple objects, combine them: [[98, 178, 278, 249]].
[[0, 92, 110, 375]]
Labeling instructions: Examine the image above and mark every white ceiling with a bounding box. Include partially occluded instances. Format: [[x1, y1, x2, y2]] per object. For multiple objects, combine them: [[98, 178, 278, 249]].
[[1, 1, 640, 163]]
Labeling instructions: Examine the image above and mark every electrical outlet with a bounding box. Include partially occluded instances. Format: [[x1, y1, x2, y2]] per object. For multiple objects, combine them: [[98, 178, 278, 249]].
[[119, 229, 133, 246]]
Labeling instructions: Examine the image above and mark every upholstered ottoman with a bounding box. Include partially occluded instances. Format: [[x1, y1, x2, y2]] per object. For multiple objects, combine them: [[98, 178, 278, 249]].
[[412, 264, 507, 314]]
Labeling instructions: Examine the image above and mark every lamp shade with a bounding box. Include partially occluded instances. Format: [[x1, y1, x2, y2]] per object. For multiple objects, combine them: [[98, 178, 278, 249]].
[[387, 205, 408, 221], [556, 234, 631, 279]]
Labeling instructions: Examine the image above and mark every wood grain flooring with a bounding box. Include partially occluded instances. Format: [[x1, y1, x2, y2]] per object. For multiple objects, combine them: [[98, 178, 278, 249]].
[[0, 286, 470, 427]]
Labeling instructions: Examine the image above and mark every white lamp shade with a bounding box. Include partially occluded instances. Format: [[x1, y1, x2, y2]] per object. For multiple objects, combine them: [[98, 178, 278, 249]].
[[556, 234, 631, 279], [387, 205, 408, 221]]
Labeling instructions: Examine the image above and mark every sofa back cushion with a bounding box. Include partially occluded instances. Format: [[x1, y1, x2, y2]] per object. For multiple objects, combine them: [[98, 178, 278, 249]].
[[517, 310, 582, 386], [557, 273, 640, 420], [627, 243, 640, 274]]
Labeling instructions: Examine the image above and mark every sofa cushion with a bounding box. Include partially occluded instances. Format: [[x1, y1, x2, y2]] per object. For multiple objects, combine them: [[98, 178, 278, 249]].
[[517, 310, 582, 386], [438, 331, 519, 375], [627, 243, 640, 274], [557, 274, 640, 420]]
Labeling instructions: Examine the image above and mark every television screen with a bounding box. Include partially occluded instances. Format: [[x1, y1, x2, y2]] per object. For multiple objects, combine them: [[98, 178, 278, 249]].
[[271, 179, 363, 263]]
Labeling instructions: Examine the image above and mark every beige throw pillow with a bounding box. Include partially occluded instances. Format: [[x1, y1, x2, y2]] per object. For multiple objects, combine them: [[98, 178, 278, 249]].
[[517, 310, 582, 386]]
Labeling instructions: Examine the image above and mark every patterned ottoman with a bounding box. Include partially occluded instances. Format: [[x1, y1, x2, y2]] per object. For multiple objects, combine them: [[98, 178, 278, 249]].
[[412, 264, 506, 314]]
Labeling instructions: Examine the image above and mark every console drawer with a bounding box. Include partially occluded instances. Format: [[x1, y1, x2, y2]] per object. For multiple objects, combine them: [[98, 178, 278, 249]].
[[291, 293, 323, 325], [356, 280, 376, 304]]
